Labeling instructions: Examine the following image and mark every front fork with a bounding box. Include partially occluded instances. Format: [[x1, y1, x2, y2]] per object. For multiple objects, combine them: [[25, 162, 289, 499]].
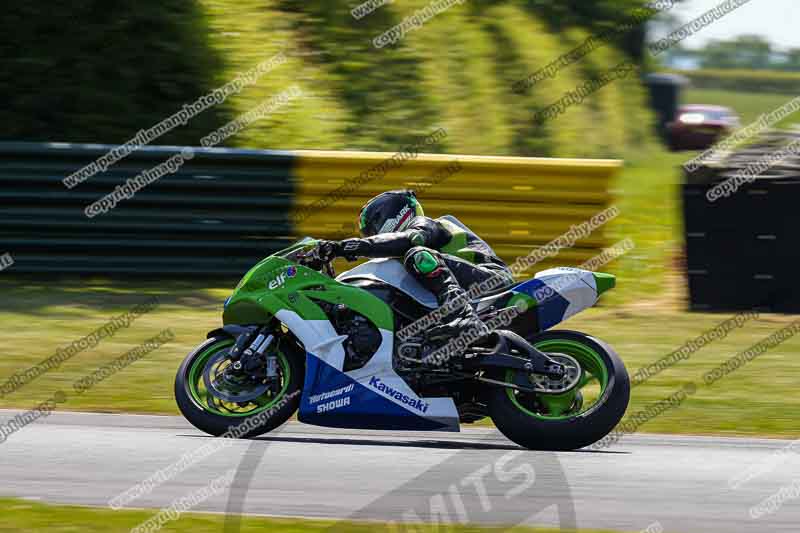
[[210, 324, 280, 379]]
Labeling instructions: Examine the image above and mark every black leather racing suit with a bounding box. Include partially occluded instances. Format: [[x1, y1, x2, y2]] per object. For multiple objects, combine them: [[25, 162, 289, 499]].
[[335, 215, 514, 318]]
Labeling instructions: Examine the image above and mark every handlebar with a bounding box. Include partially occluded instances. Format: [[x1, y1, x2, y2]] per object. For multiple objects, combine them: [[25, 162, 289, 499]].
[[297, 244, 336, 278]]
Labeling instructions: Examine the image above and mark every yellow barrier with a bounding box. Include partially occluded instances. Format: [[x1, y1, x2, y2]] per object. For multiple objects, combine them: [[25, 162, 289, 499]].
[[293, 150, 622, 275]]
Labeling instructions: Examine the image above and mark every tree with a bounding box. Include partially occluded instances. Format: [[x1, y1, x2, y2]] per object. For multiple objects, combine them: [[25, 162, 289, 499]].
[[698, 35, 773, 70], [778, 48, 800, 72]]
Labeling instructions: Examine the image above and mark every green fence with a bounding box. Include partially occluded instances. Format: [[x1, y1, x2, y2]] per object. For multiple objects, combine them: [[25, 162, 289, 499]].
[[0, 142, 295, 275]]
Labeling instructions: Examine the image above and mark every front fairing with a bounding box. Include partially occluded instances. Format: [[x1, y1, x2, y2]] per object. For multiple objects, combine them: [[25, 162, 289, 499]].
[[223, 256, 332, 325], [218, 239, 460, 433], [222, 243, 393, 331]]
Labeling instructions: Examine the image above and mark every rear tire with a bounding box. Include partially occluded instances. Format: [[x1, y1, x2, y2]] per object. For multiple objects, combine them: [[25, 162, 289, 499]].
[[488, 330, 629, 450], [175, 335, 303, 437]]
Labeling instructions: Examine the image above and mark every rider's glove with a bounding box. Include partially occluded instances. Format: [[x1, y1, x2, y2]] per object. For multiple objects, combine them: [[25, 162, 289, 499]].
[[317, 238, 372, 262], [338, 238, 373, 261], [317, 240, 342, 262]]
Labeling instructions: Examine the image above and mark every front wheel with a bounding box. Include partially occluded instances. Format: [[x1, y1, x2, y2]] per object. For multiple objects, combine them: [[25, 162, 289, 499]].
[[487, 330, 629, 450], [175, 334, 303, 437]]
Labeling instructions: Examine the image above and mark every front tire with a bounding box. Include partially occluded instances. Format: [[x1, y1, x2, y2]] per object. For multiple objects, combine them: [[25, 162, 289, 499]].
[[488, 330, 629, 450], [175, 335, 303, 437]]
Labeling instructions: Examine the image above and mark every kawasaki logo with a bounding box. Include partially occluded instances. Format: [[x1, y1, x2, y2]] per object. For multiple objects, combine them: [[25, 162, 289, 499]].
[[368, 376, 429, 413]]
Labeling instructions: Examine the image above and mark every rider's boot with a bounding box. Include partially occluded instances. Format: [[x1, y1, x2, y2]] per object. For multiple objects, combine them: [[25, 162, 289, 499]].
[[403, 247, 489, 362]]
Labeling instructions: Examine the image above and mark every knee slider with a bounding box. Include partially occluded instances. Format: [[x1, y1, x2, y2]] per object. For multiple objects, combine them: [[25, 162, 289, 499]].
[[404, 247, 442, 276]]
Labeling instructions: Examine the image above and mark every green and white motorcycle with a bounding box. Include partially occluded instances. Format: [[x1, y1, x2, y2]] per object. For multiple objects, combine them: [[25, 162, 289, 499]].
[[176, 230, 630, 450]]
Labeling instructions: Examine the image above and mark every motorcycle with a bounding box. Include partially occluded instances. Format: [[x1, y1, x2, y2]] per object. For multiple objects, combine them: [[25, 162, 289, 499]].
[[175, 229, 630, 450]]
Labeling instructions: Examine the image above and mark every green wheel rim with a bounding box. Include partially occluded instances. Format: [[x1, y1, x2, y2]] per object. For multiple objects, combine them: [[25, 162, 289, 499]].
[[505, 339, 609, 420], [187, 338, 292, 417]]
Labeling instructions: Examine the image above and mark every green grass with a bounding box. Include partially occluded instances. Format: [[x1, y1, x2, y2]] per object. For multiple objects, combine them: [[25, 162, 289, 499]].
[[6, 140, 795, 439], [562, 306, 800, 437], [606, 86, 800, 304], [674, 68, 800, 96], [604, 145, 686, 305], [2, 270, 799, 438], [0, 498, 641, 533], [4, 140, 793, 439], [683, 88, 800, 127]]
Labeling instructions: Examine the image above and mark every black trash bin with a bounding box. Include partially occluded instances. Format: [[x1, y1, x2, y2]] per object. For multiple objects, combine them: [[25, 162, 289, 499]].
[[644, 73, 689, 142]]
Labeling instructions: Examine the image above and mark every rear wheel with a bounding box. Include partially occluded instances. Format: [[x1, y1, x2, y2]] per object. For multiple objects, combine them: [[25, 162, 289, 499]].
[[488, 330, 629, 450], [175, 334, 303, 437]]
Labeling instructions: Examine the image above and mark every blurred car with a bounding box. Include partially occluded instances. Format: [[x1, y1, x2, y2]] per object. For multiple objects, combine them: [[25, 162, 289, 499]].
[[666, 104, 740, 151]]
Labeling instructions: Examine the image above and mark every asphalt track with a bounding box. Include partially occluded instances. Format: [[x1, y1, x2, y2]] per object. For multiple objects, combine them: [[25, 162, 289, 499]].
[[1, 410, 798, 532]]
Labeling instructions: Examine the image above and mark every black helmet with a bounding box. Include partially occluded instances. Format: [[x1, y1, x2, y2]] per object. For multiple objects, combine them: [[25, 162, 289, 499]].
[[358, 190, 424, 237]]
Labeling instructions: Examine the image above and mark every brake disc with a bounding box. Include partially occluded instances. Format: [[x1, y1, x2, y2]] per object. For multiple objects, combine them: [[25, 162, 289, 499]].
[[530, 353, 582, 394], [202, 350, 269, 403]]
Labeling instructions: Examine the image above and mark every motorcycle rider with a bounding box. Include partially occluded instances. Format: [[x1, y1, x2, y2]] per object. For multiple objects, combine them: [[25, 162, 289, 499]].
[[316, 189, 514, 353]]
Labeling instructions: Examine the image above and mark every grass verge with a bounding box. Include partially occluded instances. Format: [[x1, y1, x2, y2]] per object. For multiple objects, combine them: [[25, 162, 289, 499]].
[[2, 146, 794, 438], [1, 273, 798, 438], [0, 498, 637, 533], [684, 88, 800, 126]]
